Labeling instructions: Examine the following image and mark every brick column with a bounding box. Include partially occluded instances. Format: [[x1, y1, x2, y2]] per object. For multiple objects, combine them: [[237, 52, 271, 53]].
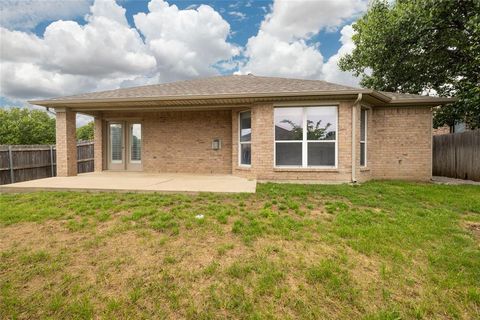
[[94, 116, 103, 172], [55, 108, 77, 176], [251, 103, 274, 179]]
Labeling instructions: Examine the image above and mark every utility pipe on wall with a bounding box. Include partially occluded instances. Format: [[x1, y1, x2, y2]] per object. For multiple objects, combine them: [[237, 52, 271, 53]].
[[352, 93, 362, 183]]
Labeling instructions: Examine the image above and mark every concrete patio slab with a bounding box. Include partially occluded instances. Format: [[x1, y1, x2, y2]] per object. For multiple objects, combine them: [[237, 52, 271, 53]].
[[0, 172, 257, 193]]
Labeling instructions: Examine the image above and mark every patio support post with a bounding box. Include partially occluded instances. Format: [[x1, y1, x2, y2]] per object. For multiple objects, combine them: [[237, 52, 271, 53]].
[[55, 108, 77, 176], [351, 93, 362, 183], [94, 115, 103, 172], [50, 145, 55, 177]]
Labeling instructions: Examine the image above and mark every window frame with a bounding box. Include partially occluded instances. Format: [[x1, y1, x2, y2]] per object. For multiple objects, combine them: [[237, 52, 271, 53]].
[[274, 106, 338, 169], [238, 110, 252, 167], [360, 108, 367, 167]]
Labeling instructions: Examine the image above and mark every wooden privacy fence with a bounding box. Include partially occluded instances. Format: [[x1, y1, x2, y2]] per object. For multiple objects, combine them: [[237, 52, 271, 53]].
[[433, 130, 480, 181], [0, 142, 94, 185]]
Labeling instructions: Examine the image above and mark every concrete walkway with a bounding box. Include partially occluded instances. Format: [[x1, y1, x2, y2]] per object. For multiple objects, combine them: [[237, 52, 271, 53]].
[[0, 172, 257, 193]]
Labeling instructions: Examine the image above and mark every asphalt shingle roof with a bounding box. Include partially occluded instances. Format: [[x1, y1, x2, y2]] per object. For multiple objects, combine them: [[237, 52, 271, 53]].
[[46, 75, 360, 101], [381, 91, 435, 100], [30, 74, 454, 106]]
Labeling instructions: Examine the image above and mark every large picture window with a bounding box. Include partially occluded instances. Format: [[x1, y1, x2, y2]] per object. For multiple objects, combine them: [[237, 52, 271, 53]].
[[239, 111, 251, 165], [274, 106, 337, 167], [360, 108, 367, 167]]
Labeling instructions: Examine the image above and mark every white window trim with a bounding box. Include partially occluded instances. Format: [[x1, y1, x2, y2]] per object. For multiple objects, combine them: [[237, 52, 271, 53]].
[[360, 109, 367, 167], [274, 106, 338, 169], [238, 110, 251, 167]]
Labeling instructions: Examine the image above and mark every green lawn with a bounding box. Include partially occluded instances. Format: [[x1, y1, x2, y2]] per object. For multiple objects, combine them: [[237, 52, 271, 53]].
[[0, 181, 479, 319]]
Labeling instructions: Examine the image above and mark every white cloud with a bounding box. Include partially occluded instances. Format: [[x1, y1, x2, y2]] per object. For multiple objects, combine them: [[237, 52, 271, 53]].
[[322, 24, 360, 87], [0, 27, 47, 63], [134, 0, 239, 82], [239, 0, 365, 86], [0, 0, 156, 99], [0, 0, 238, 102], [228, 2, 241, 9], [229, 11, 247, 21], [42, 7, 155, 77], [240, 31, 324, 79], [261, 0, 366, 41], [0, 61, 96, 99], [0, 0, 92, 30], [185, 4, 199, 10], [76, 114, 93, 127]]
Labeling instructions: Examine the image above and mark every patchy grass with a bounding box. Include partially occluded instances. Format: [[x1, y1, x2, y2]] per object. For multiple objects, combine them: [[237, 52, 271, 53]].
[[0, 181, 479, 319]]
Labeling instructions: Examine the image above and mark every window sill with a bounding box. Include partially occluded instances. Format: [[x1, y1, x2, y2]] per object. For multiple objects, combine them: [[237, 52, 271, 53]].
[[236, 165, 252, 171], [273, 167, 339, 173], [360, 167, 370, 172]]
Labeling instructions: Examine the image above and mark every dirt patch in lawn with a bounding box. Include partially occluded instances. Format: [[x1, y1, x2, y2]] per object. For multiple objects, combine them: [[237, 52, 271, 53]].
[[0, 218, 248, 300], [0, 220, 86, 252], [463, 221, 480, 242]]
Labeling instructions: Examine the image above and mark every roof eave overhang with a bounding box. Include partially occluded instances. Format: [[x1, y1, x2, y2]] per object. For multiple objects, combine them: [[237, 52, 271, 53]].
[[377, 97, 457, 106], [28, 90, 456, 109], [28, 89, 379, 107]]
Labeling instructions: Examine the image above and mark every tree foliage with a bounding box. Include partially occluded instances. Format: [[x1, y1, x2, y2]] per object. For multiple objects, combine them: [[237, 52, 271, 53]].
[[76, 122, 94, 141], [281, 119, 333, 140], [0, 108, 56, 145], [339, 0, 480, 129]]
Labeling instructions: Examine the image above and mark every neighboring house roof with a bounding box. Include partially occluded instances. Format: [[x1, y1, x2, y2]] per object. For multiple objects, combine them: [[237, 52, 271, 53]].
[[380, 91, 436, 101], [29, 74, 455, 109]]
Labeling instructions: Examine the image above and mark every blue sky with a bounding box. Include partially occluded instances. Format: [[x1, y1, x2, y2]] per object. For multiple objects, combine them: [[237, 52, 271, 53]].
[[31, 0, 344, 60], [0, 0, 366, 123]]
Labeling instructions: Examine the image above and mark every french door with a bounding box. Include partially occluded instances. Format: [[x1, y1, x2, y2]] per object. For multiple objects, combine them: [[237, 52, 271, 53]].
[[107, 121, 142, 171]]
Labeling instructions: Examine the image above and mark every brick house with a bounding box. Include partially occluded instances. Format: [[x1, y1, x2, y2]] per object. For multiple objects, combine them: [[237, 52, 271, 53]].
[[433, 123, 468, 135], [30, 75, 453, 183]]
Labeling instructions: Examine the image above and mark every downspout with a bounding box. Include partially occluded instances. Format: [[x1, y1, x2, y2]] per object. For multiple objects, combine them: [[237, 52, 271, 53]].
[[352, 93, 362, 183]]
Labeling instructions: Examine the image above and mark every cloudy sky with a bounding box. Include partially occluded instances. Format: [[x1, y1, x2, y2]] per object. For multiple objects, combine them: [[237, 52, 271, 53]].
[[0, 0, 367, 125]]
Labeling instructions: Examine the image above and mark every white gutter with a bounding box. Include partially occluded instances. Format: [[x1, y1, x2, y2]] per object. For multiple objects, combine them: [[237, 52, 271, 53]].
[[352, 93, 362, 183]]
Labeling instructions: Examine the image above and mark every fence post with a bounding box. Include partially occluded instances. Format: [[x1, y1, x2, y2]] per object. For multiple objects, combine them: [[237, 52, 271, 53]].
[[50, 145, 55, 177], [8, 146, 14, 184]]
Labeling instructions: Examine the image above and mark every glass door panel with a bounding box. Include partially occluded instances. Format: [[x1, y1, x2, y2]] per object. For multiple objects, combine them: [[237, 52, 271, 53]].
[[107, 121, 142, 171], [110, 123, 123, 163], [127, 123, 142, 171], [108, 123, 125, 170], [130, 124, 141, 162]]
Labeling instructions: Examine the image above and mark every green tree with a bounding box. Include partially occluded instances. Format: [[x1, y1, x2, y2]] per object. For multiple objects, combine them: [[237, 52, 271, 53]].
[[281, 119, 332, 140], [0, 107, 56, 145], [339, 0, 480, 129], [76, 122, 94, 141]]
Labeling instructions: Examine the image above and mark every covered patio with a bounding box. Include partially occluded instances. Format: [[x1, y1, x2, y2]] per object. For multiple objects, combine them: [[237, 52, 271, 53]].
[[0, 171, 257, 193]]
